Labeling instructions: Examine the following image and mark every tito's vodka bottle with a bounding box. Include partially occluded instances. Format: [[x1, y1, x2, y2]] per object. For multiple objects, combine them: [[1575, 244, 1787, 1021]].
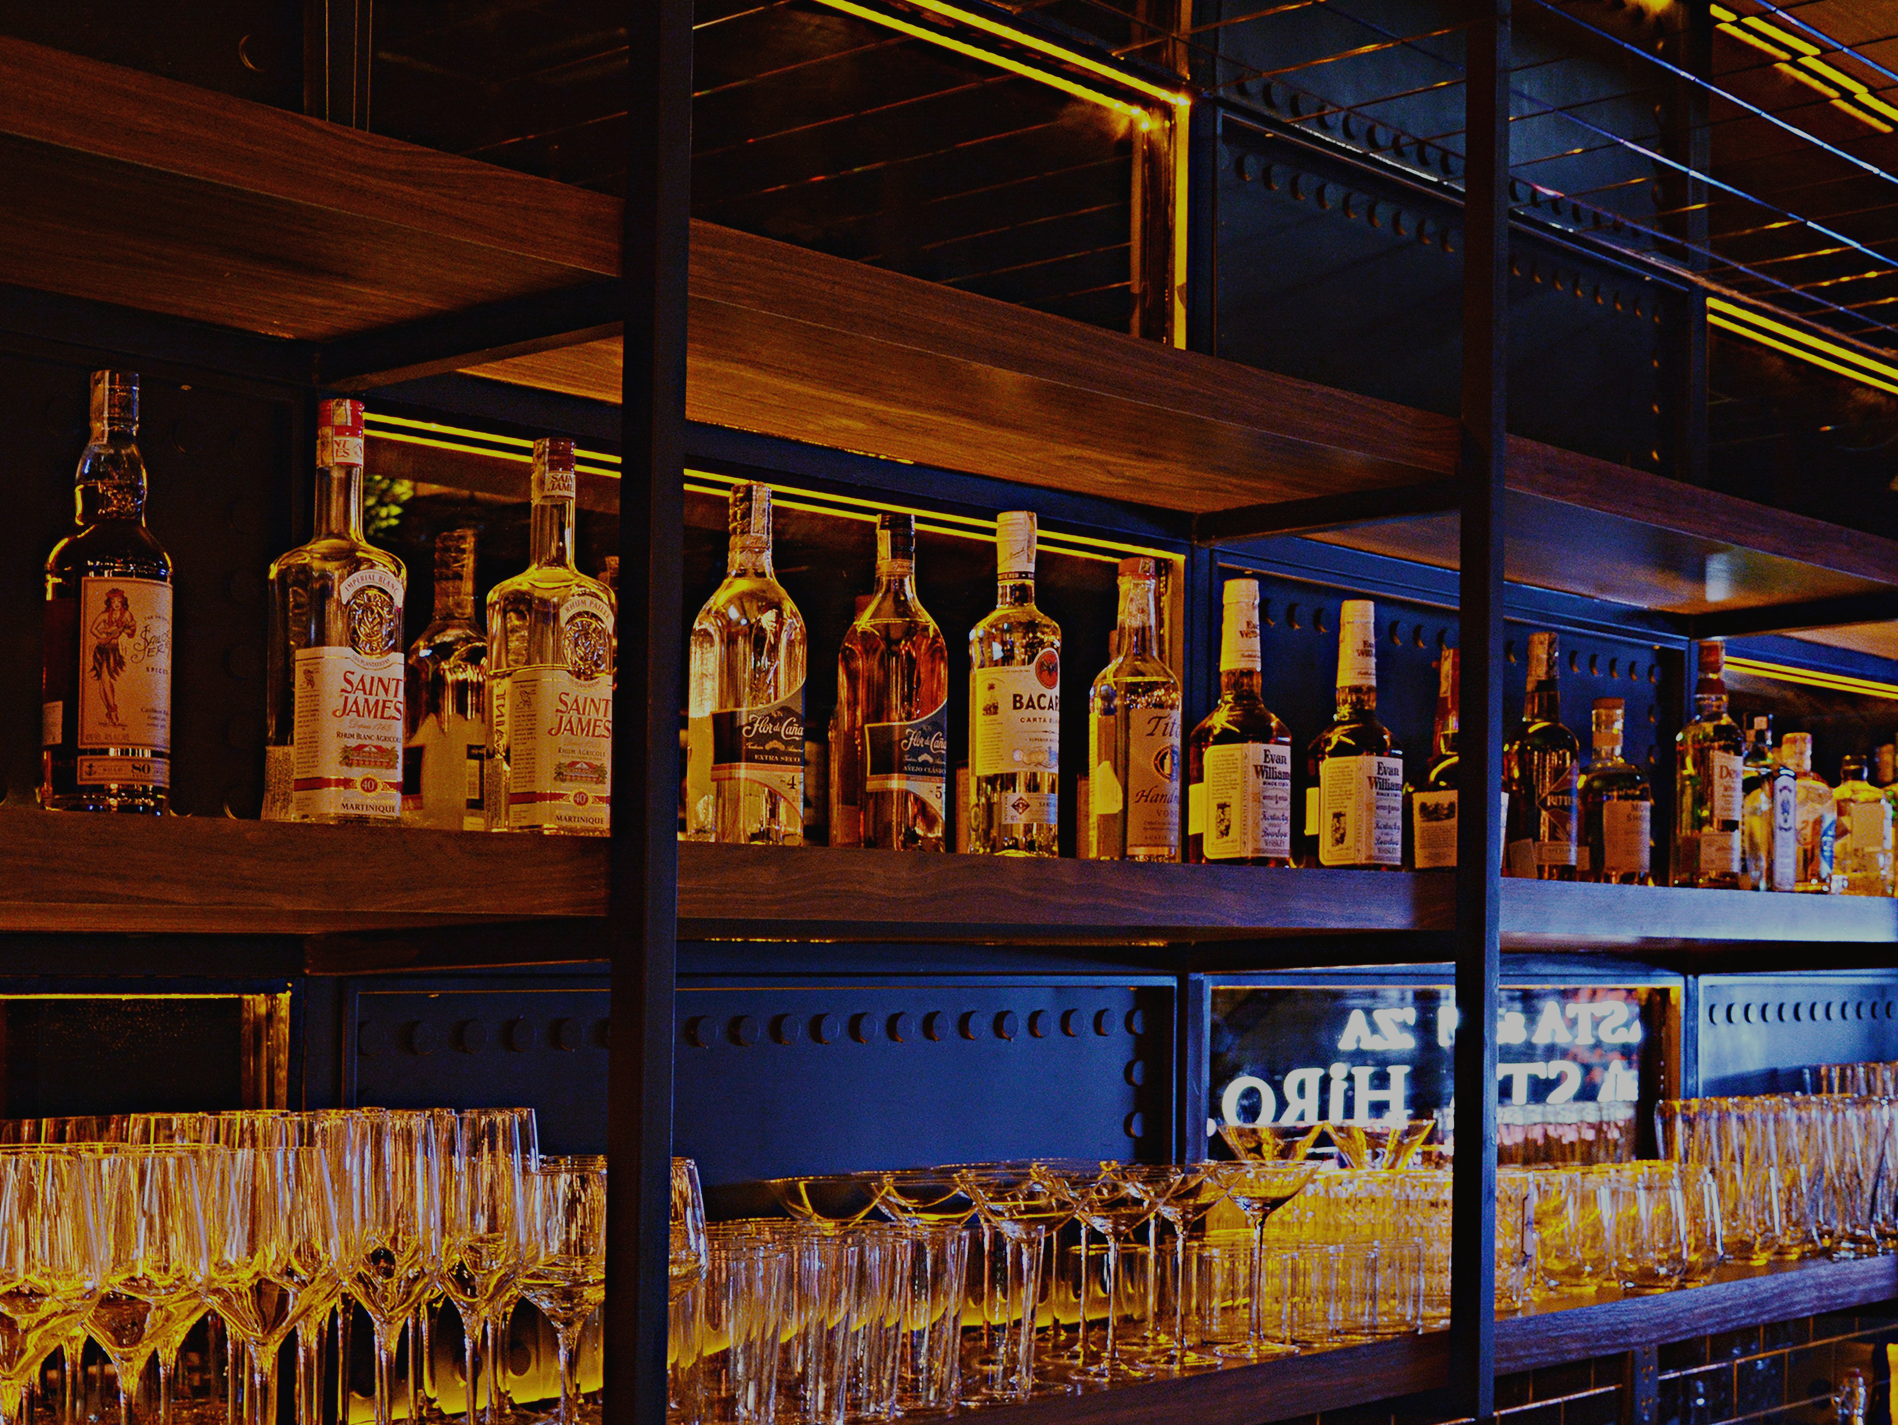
[[1186, 578, 1291, 865], [838, 513, 948, 850], [486, 439, 616, 835], [687, 483, 807, 845], [42, 370, 174, 813], [969, 511, 1060, 857], [403, 529, 488, 830], [1087, 557, 1181, 861], [265, 400, 406, 823], [1673, 640, 1744, 887], [1579, 698, 1652, 884], [1405, 649, 1459, 869], [1504, 632, 1579, 880], [1315, 599, 1401, 868]]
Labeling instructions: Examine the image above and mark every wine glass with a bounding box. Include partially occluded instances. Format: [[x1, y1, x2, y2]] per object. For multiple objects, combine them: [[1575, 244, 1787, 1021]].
[[957, 1166, 1067, 1402], [0, 1150, 107, 1425], [519, 1158, 607, 1425], [440, 1110, 530, 1425], [1205, 1160, 1318, 1360], [341, 1110, 443, 1425]]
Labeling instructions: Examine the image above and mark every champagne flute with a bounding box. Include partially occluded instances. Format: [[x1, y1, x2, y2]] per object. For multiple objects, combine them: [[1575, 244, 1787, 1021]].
[[342, 1110, 443, 1425], [440, 1110, 530, 1425], [1205, 1160, 1318, 1360], [670, 1159, 707, 1299], [519, 1159, 606, 1425]]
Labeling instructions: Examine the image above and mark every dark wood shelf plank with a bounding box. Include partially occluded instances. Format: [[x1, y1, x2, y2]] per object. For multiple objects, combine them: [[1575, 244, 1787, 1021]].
[[1501, 878, 1898, 947]]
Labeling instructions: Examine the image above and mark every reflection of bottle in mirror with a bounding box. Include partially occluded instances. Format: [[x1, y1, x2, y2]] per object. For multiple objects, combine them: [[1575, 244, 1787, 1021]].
[[969, 512, 1060, 857], [1315, 600, 1401, 869], [403, 529, 487, 830], [838, 514, 947, 851], [1781, 733, 1835, 893], [1579, 698, 1651, 885], [1087, 557, 1181, 861], [828, 594, 874, 849], [1186, 579, 1291, 866], [1833, 754, 1893, 896], [1405, 649, 1459, 870], [1504, 632, 1579, 880]]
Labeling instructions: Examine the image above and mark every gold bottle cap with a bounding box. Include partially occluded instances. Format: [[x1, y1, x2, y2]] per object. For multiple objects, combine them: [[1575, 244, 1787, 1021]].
[[1117, 555, 1158, 580], [876, 512, 915, 566], [1337, 599, 1376, 689], [1697, 640, 1725, 676], [435, 527, 477, 584], [1781, 732, 1813, 772], [1438, 647, 1458, 700], [1527, 631, 1559, 683]]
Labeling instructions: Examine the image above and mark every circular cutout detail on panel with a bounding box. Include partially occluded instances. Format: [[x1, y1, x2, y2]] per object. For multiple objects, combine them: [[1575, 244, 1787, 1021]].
[[770, 1014, 802, 1047], [921, 1012, 946, 1042], [1124, 1112, 1145, 1139], [454, 1020, 487, 1055], [504, 1018, 535, 1052], [1061, 1009, 1083, 1037], [728, 1016, 757, 1048], [1093, 1010, 1115, 1037], [550, 1018, 583, 1053], [849, 1013, 877, 1045], [958, 1012, 981, 1041], [1125, 1060, 1146, 1087], [683, 1017, 714, 1050], [810, 1014, 841, 1046], [1028, 1010, 1050, 1038], [357, 1021, 387, 1057], [403, 1021, 436, 1056], [1124, 1009, 1146, 1036], [994, 1011, 1019, 1041], [887, 1012, 915, 1044]]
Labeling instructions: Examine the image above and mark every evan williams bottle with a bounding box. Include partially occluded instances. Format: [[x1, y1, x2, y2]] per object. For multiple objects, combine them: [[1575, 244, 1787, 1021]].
[[1315, 599, 1401, 868], [487, 439, 616, 835], [1504, 632, 1579, 880], [1186, 579, 1291, 865], [265, 400, 406, 824], [1087, 557, 1181, 861], [969, 511, 1060, 857], [1673, 640, 1744, 887], [42, 371, 174, 812]]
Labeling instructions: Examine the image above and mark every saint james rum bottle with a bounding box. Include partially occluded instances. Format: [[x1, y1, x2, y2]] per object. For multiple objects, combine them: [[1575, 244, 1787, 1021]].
[[42, 370, 173, 813], [1674, 640, 1744, 888], [686, 483, 807, 845], [265, 399, 406, 824], [1579, 698, 1652, 885], [1315, 599, 1401, 868], [969, 511, 1060, 857], [837, 513, 948, 851], [403, 529, 487, 830], [486, 438, 616, 835], [1405, 649, 1459, 870], [1503, 632, 1579, 880], [1185, 578, 1291, 866], [1087, 557, 1181, 861]]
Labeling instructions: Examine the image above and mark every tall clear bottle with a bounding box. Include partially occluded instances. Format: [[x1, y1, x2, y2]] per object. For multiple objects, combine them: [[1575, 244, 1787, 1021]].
[[1315, 599, 1402, 869], [837, 514, 948, 851], [969, 511, 1060, 857], [403, 529, 488, 830], [485, 439, 616, 836], [1740, 714, 1795, 892], [1579, 698, 1652, 885], [265, 399, 406, 824], [1674, 640, 1745, 888], [1087, 558, 1182, 861], [1185, 578, 1291, 866], [1405, 649, 1459, 870], [1834, 754, 1894, 896], [1782, 733, 1835, 893], [1503, 632, 1579, 880], [687, 484, 807, 845], [42, 370, 174, 813]]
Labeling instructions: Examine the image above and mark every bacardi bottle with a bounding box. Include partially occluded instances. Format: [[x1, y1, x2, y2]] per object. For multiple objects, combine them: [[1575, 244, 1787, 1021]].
[[1087, 557, 1181, 861], [1579, 698, 1651, 885], [969, 511, 1060, 857], [1504, 632, 1579, 880], [837, 514, 948, 851], [1781, 733, 1835, 893], [42, 370, 173, 813], [1833, 754, 1894, 896], [486, 439, 616, 835], [265, 399, 406, 824], [686, 483, 807, 845], [1185, 578, 1291, 865], [1314, 599, 1401, 869], [1673, 640, 1744, 887], [1405, 649, 1459, 870], [403, 529, 487, 830]]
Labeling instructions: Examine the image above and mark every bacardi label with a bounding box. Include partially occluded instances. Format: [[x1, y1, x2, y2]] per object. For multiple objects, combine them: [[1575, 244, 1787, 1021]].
[[72, 575, 172, 788], [865, 697, 948, 821], [1601, 800, 1651, 879], [1126, 708, 1181, 859], [505, 669, 613, 833], [1318, 754, 1402, 866], [973, 654, 1060, 778], [292, 646, 404, 821], [1201, 741, 1291, 861], [1412, 789, 1457, 869], [711, 686, 806, 811]]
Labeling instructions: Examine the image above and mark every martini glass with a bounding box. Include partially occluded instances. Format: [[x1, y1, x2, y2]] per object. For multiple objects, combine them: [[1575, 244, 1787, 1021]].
[[1325, 1119, 1436, 1171], [1205, 1161, 1318, 1360], [1117, 1165, 1227, 1374], [956, 1168, 1069, 1400], [1216, 1124, 1324, 1162], [1036, 1165, 1151, 1385]]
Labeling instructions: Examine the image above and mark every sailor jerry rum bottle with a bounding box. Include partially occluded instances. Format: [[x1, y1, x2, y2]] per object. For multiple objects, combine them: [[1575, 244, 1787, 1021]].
[[1504, 632, 1579, 880], [1579, 698, 1652, 885], [1088, 558, 1181, 861], [1185, 578, 1291, 866], [969, 511, 1060, 856], [265, 399, 406, 824], [1315, 599, 1401, 868], [1405, 649, 1460, 869], [837, 514, 948, 851], [42, 371, 174, 813], [403, 529, 488, 830], [1674, 640, 1745, 887], [486, 439, 616, 835], [687, 483, 807, 845]]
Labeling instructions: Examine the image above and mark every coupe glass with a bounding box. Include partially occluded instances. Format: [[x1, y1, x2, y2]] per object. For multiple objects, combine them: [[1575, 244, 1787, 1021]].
[[1325, 1119, 1436, 1170], [520, 1158, 607, 1425], [761, 1174, 883, 1229], [1216, 1123, 1323, 1162], [1205, 1160, 1318, 1360]]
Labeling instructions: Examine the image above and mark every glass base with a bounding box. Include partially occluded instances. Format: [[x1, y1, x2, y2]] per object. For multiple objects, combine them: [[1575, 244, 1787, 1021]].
[[1214, 1338, 1297, 1362]]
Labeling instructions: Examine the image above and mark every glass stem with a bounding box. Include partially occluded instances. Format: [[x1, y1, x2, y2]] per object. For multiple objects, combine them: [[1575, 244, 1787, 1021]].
[[460, 1311, 479, 1425], [61, 1337, 80, 1425], [295, 1323, 319, 1425], [252, 1346, 276, 1425], [1248, 1213, 1266, 1353], [1173, 1223, 1189, 1372], [373, 1332, 400, 1425], [554, 1324, 581, 1425], [1102, 1237, 1121, 1375]]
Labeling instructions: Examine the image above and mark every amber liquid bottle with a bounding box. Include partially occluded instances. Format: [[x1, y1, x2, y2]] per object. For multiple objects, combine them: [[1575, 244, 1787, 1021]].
[[1314, 599, 1401, 869], [1404, 648, 1459, 869], [1186, 578, 1291, 865], [1504, 631, 1580, 880]]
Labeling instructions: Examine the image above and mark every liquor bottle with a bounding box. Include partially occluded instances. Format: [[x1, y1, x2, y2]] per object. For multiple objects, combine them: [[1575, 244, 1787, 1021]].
[[1298, 727, 1325, 868], [1579, 698, 1652, 885], [1503, 632, 1579, 880], [1404, 649, 1459, 870], [1185, 578, 1291, 866], [968, 511, 1060, 857], [1673, 641, 1745, 888], [1740, 715, 1795, 892], [41, 370, 173, 814], [837, 514, 948, 851], [402, 529, 487, 831], [828, 593, 874, 848], [1833, 754, 1894, 896], [1087, 557, 1182, 861], [686, 484, 807, 845], [1314, 599, 1401, 869], [1781, 733, 1835, 893], [265, 399, 406, 824], [1876, 743, 1895, 789], [485, 438, 616, 836]]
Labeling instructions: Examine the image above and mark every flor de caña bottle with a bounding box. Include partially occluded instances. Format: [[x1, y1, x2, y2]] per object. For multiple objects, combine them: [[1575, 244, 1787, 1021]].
[[1503, 632, 1579, 880], [42, 370, 174, 813], [1314, 599, 1401, 869], [686, 483, 807, 845], [1186, 578, 1291, 865], [403, 528, 488, 830], [1674, 640, 1744, 888], [1087, 557, 1181, 861], [969, 511, 1060, 857], [486, 438, 616, 836], [265, 399, 406, 824]]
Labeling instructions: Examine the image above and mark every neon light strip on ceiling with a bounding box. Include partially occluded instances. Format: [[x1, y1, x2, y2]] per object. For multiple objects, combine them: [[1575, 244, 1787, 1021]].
[[1725, 655, 1898, 701]]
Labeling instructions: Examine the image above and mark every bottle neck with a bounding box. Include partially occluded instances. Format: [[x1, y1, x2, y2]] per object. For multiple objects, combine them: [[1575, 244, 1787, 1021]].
[[1221, 667, 1263, 699], [314, 464, 365, 542], [728, 534, 773, 579], [1527, 684, 1560, 724], [1336, 682, 1377, 715], [1434, 710, 1459, 759], [875, 558, 917, 603], [1593, 734, 1624, 766], [1116, 581, 1159, 659], [1695, 677, 1728, 721], [434, 571, 475, 622], [531, 498, 577, 568], [75, 425, 147, 524], [997, 573, 1034, 609]]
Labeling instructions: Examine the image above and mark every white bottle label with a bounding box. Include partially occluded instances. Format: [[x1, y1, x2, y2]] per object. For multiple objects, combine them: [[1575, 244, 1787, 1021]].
[[293, 647, 404, 821], [1318, 754, 1402, 866], [41, 701, 61, 747], [973, 657, 1060, 777], [1771, 768, 1797, 890], [1710, 750, 1743, 825], [1413, 789, 1457, 869], [1188, 779, 1206, 838], [865, 698, 948, 824], [1126, 708, 1181, 858], [711, 686, 805, 811], [75, 575, 172, 787], [1201, 742, 1291, 860], [1848, 800, 1891, 856], [505, 668, 613, 833], [1698, 828, 1740, 875], [1601, 800, 1651, 878], [1220, 602, 1261, 674]]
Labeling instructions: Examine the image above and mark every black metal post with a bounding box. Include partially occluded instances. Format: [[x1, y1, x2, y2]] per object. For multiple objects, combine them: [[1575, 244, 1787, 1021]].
[[606, 0, 691, 1417], [1452, 2, 1509, 1421]]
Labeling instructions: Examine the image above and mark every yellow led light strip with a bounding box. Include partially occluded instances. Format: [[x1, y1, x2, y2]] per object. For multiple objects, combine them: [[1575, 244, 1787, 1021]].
[[1706, 297, 1898, 398], [1725, 655, 1898, 701], [1711, 4, 1898, 132]]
